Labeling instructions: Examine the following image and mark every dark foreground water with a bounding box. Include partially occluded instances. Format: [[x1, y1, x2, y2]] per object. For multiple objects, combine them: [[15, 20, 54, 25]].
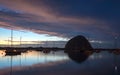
[[0, 50, 120, 75]]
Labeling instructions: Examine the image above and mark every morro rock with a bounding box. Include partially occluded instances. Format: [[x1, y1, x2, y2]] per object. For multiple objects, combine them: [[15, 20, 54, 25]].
[[65, 35, 93, 52]]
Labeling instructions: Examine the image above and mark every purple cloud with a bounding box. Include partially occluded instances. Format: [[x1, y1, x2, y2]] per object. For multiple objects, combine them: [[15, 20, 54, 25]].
[[0, 0, 119, 41]]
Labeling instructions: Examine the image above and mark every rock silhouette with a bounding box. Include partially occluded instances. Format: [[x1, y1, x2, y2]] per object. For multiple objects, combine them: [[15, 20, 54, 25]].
[[65, 35, 93, 52]]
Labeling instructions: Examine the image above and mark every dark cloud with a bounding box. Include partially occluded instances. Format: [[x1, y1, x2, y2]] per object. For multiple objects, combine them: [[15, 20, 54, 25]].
[[41, 0, 120, 35], [0, 0, 120, 41], [41, 0, 120, 18]]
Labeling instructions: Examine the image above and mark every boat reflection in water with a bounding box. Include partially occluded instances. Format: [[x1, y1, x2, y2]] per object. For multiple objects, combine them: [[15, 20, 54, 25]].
[[0, 49, 120, 75], [5, 50, 22, 56]]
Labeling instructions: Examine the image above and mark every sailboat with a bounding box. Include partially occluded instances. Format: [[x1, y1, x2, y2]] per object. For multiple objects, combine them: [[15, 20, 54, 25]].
[[5, 29, 21, 56]]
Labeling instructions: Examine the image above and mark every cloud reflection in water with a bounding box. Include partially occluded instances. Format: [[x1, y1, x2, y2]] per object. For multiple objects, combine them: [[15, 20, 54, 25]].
[[0, 50, 120, 75]]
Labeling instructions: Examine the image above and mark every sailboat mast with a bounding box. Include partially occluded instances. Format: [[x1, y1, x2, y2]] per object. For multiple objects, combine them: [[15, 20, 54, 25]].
[[20, 36, 22, 47], [11, 29, 13, 47]]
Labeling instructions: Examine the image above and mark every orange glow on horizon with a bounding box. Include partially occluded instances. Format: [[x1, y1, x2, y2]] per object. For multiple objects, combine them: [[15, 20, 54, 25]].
[[0, 40, 43, 45]]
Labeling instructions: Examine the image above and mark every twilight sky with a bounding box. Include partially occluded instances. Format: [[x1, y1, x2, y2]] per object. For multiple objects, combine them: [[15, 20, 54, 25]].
[[0, 0, 120, 42]]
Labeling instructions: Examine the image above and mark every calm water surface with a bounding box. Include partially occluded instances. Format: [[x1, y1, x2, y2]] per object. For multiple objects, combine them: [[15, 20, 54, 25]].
[[0, 50, 120, 75]]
